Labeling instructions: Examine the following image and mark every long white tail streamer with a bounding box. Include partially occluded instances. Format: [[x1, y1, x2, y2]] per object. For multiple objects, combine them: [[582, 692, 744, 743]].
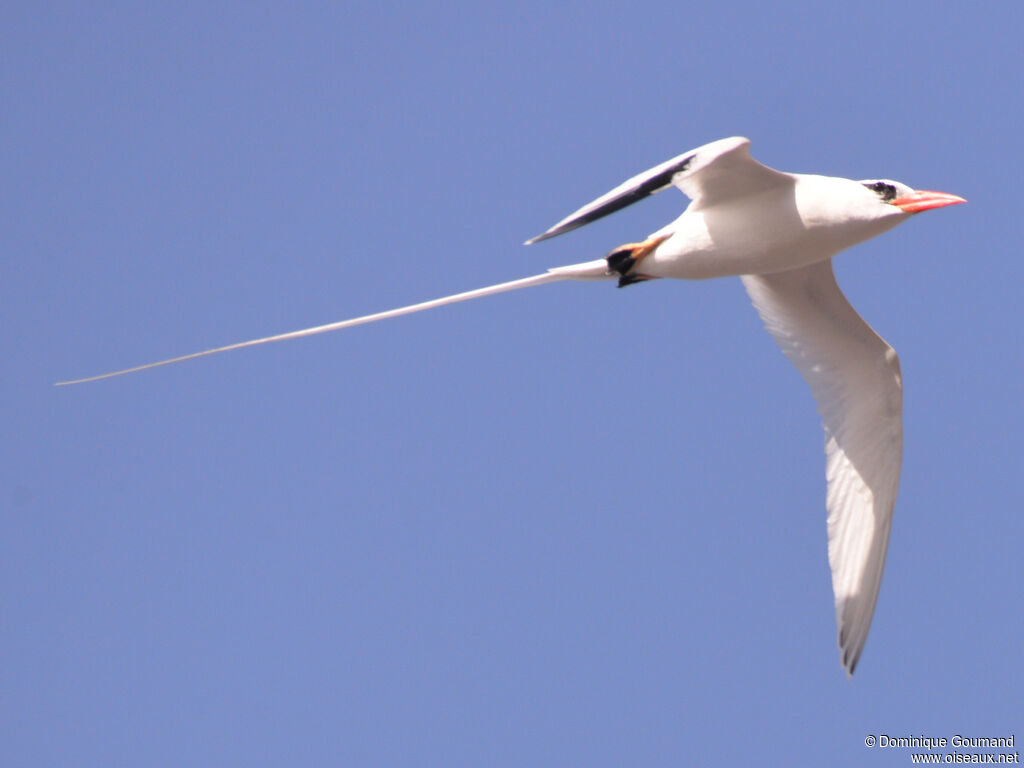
[[56, 259, 613, 386]]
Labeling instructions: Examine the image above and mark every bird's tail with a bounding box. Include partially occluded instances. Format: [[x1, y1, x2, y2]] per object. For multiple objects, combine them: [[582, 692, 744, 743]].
[[55, 258, 613, 386]]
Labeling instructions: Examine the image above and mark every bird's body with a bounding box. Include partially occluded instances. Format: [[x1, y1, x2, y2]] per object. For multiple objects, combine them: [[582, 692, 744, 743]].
[[59, 137, 965, 676], [531, 138, 919, 281], [642, 174, 905, 279]]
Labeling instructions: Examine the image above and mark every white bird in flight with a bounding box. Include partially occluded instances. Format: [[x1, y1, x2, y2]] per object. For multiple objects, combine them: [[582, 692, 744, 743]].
[[59, 137, 965, 675]]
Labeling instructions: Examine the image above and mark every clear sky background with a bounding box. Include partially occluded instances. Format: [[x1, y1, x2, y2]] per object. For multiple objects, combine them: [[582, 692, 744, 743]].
[[4, 2, 1021, 765]]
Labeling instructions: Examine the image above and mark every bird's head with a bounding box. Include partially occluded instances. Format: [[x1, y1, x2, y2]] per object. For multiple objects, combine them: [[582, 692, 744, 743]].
[[792, 176, 965, 253], [858, 179, 966, 214]]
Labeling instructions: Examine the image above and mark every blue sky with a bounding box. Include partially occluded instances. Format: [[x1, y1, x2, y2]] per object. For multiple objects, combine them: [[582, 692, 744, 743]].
[[5, 2, 1022, 765]]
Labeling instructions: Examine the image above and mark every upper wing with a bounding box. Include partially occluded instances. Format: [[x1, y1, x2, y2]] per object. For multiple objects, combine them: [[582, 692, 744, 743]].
[[525, 137, 792, 244], [740, 260, 903, 676]]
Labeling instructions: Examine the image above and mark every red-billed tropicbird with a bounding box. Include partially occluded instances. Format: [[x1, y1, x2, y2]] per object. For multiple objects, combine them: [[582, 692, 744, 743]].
[[58, 137, 965, 675]]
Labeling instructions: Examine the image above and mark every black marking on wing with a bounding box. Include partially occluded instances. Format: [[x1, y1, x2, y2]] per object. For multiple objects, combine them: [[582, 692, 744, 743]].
[[528, 153, 694, 243]]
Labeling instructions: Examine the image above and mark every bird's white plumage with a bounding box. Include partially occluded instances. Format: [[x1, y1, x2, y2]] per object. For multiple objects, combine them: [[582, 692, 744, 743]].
[[58, 136, 965, 676], [741, 261, 902, 675], [525, 137, 793, 243], [668, 137, 793, 208]]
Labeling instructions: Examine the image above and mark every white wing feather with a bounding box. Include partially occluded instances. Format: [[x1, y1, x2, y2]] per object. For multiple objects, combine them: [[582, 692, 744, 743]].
[[671, 137, 792, 208], [525, 137, 792, 243], [741, 260, 902, 675]]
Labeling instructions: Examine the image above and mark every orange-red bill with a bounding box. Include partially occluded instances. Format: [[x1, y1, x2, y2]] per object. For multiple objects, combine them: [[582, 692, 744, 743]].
[[890, 190, 967, 213]]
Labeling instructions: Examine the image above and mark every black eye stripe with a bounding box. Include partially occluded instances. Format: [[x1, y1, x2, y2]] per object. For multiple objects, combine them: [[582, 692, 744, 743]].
[[864, 181, 897, 202]]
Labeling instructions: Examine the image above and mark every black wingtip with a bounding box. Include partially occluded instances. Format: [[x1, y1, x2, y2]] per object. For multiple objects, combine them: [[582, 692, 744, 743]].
[[524, 151, 696, 248], [524, 220, 588, 245]]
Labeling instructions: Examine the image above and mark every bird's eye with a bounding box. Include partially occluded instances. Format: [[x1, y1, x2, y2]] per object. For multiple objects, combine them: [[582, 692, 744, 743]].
[[864, 181, 897, 202]]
